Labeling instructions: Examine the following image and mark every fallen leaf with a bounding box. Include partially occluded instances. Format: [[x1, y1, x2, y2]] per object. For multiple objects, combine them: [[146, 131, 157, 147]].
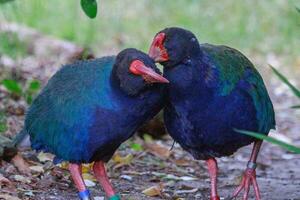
[[165, 174, 180, 180], [82, 163, 93, 173], [57, 162, 69, 169], [146, 143, 171, 159], [179, 176, 198, 181], [142, 183, 164, 197], [82, 173, 97, 182], [0, 173, 11, 185], [37, 152, 54, 162], [151, 172, 167, 178], [166, 174, 197, 181], [122, 170, 147, 176], [151, 172, 197, 181], [174, 158, 190, 166], [29, 165, 44, 173], [51, 166, 65, 178], [176, 188, 198, 194], [120, 175, 133, 181], [0, 194, 21, 200], [11, 153, 30, 175], [84, 179, 96, 187], [24, 191, 35, 197], [143, 134, 154, 143], [13, 175, 31, 184], [112, 153, 133, 167]]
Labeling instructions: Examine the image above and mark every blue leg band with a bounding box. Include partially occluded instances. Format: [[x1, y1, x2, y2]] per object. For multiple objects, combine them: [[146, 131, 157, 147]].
[[78, 189, 90, 200], [108, 194, 121, 200], [247, 161, 257, 170]]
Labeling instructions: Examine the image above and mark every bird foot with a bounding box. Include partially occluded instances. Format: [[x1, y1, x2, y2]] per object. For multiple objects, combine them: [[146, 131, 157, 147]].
[[232, 168, 261, 200], [210, 196, 220, 200]]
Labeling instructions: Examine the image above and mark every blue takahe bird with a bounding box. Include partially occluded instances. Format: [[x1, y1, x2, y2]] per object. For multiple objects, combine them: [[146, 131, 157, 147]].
[[16, 48, 169, 200], [148, 27, 275, 200]]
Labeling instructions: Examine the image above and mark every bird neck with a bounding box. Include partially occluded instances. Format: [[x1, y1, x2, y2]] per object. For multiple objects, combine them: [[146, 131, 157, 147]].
[[110, 67, 121, 89], [163, 56, 211, 100]]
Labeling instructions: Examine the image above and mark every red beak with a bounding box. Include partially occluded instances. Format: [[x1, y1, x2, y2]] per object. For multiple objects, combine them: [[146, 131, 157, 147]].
[[148, 32, 169, 62], [130, 60, 169, 83], [148, 45, 161, 62]]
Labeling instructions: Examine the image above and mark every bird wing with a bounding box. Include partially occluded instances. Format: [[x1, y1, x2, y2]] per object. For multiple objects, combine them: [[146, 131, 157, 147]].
[[201, 44, 249, 96], [25, 56, 118, 162], [201, 44, 275, 133]]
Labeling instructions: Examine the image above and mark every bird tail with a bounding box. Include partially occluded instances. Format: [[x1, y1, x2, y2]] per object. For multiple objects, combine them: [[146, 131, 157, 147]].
[[12, 129, 31, 149]]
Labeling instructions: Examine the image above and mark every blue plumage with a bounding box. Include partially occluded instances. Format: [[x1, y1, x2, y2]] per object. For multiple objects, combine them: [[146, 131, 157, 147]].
[[150, 28, 275, 160], [149, 27, 275, 200], [22, 49, 166, 163]]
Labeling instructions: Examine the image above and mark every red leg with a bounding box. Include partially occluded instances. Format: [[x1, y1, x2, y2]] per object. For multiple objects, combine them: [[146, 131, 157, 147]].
[[206, 158, 220, 200], [232, 141, 262, 200], [93, 161, 117, 198], [69, 163, 91, 200]]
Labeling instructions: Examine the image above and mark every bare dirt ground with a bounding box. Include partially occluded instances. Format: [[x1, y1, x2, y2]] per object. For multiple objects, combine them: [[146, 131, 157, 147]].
[[1, 22, 300, 200]]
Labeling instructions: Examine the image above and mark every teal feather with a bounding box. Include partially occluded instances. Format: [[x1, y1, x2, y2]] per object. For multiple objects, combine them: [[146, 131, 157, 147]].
[[201, 44, 275, 133], [26, 57, 117, 161]]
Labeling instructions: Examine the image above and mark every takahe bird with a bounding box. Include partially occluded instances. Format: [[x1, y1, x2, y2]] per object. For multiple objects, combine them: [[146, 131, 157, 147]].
[[17, 48, 168, 200], [148, 27, 275, 200]]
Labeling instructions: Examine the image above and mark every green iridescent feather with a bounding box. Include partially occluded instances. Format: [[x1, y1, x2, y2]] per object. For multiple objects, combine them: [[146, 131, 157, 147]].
[[201, 44, 275, 133]]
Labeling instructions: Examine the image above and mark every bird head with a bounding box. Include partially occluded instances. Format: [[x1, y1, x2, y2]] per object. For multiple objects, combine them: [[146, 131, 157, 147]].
[[114, 48, 169, 96], [148, 27, 200, 67]]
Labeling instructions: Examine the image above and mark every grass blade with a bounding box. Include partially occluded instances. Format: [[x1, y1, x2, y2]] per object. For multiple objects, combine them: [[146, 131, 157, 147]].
[[296, 7, 300, 13], [234, 129, 300, 154], [270, 65, 300, 99], [80, 0, 97, 18]]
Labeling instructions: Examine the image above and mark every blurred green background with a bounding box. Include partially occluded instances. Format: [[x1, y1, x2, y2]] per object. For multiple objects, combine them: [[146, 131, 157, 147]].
[[0, 0, 299, 60]]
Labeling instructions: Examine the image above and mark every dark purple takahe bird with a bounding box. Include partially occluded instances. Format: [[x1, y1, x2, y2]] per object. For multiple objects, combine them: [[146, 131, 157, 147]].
[[148, 27, 275, 200], [15, 48, 169, 200]]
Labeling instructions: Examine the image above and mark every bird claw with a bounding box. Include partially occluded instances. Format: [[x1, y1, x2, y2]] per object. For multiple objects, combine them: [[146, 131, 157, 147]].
[[232, 168, 261, 200]]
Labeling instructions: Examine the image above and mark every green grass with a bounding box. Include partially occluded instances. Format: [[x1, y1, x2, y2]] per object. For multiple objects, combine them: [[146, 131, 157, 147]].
[[270, 65, 300, 99], [235, 129, 300, 154], [0, 0, 299, 58]]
